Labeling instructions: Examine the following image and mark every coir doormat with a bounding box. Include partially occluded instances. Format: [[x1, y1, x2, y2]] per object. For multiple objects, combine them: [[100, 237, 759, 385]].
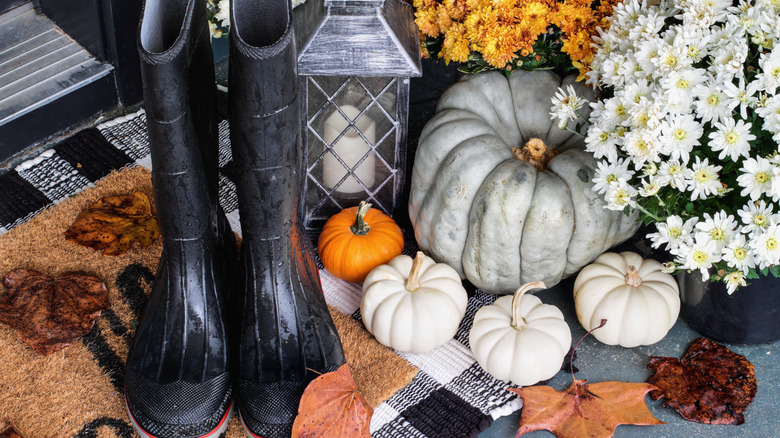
[[0, 110, 521, 437]]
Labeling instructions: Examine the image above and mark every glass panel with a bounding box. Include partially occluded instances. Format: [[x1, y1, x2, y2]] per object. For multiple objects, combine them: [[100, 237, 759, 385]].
[[312, 76, 350, 98], [357, 77, 393, 98], [303, 75, 402, 234]]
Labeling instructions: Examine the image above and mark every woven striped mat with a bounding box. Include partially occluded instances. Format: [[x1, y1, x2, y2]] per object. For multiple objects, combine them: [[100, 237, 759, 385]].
[[0, 109, 521, 437]]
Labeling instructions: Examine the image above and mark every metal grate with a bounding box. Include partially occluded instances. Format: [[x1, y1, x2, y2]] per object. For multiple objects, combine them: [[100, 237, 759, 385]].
[[304, 75, 401, 229]]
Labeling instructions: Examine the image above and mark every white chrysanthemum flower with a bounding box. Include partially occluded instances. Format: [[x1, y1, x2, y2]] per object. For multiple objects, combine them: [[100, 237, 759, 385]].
[[708, 117, 755, 162], [658, 160, 692, 190], [625, 96, 666, 130], [687, 156, 723, 200], [749, 223, 780, 269], [660, 69, 706, 112], [673, 238, 722, 281], [602, 97, 630, 127], [755, 94, 780, 137], [661, 261, 677, 273], [653, 39, 693, 75], [215, 0, 230, 23], [648, 215, 699, 251], [605, 179, 638, 210], [737, 156, 774, 200], [757, 49, 780, 92], [658, 113, 704, 163], [722, 234, 756, 274], [723, 271, 747, 294], [623, 128, 661, 169], [738, 199, 776, 234], [639, 176, 664, 197], [585, 126, 620, 162], [693, 83, 732, 123], [635, 37, 663, 74], [592, 159, 634, 194], [550, 86, 587, 129], [600, 54, 628, 88], [709, 39, 749, 82], [722, 76, 761, 119], [695, 211, 738, 251]]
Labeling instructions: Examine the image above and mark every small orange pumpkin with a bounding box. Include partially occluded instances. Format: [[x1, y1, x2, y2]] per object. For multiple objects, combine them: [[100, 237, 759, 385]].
[[318, 201, 404, 283]]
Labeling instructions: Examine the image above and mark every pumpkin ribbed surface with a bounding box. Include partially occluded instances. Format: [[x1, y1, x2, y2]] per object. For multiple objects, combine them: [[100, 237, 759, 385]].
[[318, 203, 404, 283], [408, 70, 639, 294]]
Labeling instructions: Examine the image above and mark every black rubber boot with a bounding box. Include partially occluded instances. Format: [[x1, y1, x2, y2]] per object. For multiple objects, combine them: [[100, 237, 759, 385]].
[[125, 0, 238, 437], [228, 1, 346, 437]]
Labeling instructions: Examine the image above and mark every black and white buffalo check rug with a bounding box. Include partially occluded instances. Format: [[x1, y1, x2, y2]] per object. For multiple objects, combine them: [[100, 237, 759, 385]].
[[0, 109, 521, 437]]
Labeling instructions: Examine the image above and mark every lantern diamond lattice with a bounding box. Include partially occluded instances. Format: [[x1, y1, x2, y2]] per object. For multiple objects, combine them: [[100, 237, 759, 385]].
[[294, 0, 421, 239]]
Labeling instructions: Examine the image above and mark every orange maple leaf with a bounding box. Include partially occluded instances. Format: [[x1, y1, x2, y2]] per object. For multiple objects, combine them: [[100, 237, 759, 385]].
[[291, 364, 373, 438], [510, 379, 665, 438]]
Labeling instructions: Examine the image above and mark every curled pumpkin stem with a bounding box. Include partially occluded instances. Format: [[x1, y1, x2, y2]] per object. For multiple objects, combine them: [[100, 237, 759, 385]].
[[510, 281, 546, 330], [406, 251, 425, 292], [625, 265, 643, 287], [350, 201, 372, 236], [513, 138, 559, 172]]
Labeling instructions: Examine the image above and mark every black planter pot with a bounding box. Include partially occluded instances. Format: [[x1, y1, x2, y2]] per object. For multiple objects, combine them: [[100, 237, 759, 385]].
[[678, 270, 780, 345]]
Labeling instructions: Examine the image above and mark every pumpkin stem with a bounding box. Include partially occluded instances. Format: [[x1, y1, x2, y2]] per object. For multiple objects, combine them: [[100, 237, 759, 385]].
[[512, 138, 559, 172], [350, 201, 372, 236], [510, 281, 546, 330], [625, 266, 643, 287], [406, 251, 425, 292]]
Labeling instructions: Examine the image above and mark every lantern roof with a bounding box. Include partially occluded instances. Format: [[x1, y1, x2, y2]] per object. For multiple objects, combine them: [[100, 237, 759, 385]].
[[295, 0, 422, 77]]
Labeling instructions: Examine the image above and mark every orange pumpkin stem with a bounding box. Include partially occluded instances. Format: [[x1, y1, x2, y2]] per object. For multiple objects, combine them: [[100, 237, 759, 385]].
[[625, 266, 643, 287], [350, 201, 372, 236], [510, 281, 546, 330], [512, 138, 559, 172], [406, 251, 425, 292]]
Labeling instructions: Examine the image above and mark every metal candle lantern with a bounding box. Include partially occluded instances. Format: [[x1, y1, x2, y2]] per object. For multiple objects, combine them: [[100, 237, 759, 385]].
[[294, 0, 421, 238]]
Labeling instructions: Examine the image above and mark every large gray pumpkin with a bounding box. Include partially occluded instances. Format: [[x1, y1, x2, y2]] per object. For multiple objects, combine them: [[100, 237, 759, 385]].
[[408, 71, 638, 294]]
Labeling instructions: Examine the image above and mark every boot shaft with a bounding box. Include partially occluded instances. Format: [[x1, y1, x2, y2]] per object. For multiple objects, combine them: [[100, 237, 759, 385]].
[[139, 0, 221, 241]]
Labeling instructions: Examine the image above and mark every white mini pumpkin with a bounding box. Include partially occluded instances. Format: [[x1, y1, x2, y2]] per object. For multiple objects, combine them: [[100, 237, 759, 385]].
[[361, 251, 468, 354], [469, 281, 571, 387], [573, 251, 680, 348]]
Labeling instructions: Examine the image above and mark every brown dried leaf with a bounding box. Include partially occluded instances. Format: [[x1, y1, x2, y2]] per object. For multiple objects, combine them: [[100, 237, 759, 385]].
[[0, 425, 24, 438], [291, 364, 373, 438], [647, 337, 757, 425], [511, 379, 664, 438], [0, 269, 109, 355], [65, 192, 160, 256]]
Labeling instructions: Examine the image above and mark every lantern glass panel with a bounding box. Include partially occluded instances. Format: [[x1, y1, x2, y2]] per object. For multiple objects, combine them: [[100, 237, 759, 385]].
[[304, 75, 401, 230]]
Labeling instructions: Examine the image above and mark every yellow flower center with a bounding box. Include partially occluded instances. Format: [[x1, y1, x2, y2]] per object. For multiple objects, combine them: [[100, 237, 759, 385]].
[[673, 128, 687, 140], [766, 237, 778, 251], [607, 174, 618, 183], [664, 54, 677, 68], [754, 214, 767, 226], [669, 228, 682, 238], [692, 250, 708, 263], [756, 172, 770, 184], [695, 169, 712, 183], [600, 132, 610, 141], [707, 94, 720, 105], [734, 247, 747, 260], [725, 131, 738, 144], [615, 105, 626, 116], [711, 228, 725, 241], [677, 79, 689, 89]]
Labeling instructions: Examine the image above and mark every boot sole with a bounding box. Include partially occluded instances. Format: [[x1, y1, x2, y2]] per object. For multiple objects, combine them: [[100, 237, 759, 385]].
[[126, 396, 234, 438]]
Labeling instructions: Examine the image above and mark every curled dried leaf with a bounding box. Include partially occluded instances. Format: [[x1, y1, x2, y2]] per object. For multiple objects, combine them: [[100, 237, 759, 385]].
[[291, 364, 372, 438], [647, 337, 757, 425], [0, 269, 109, 355], [65, 192, 160, 256]]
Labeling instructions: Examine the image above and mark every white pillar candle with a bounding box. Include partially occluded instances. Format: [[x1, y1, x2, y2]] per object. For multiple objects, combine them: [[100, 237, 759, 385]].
[[322, 105, 376, 194]]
